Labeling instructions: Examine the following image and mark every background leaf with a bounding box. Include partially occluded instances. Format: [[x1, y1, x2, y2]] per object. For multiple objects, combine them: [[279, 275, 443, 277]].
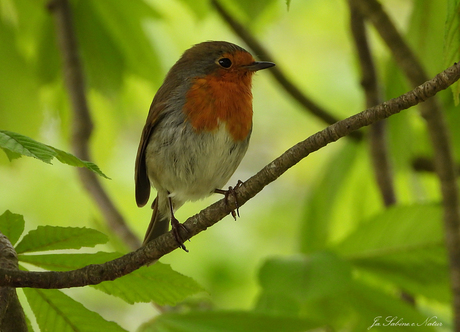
[[15, 226, 108, 254], [334, 203, 449, 302], [138, 311, 320, 332], [23, 288, 127, 332], [0, 210, 25, 246], [300, 140, 362, 253]]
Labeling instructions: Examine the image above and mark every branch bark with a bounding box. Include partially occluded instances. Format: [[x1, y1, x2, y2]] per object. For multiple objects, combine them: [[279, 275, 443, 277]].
[[0, 233, 27, 332], [211, 0, 363, 141], [351, 0, 460, 329], [0, 61, 459, 289], [48, 0, 141, 250]]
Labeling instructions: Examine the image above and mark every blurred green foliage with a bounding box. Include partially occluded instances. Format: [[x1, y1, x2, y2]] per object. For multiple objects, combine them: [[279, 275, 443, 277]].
[[0, 0, 459, 331]]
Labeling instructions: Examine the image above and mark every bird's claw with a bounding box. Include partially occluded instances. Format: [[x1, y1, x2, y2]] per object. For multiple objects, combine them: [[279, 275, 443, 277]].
[[171, 216, 189, 252], [215, 180, 243, 220]]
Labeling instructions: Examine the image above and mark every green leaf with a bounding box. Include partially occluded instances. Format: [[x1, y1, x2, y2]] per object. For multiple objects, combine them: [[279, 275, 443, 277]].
[[334, 203, 443, 256], [334, 203, 448, 301], [444, 0, 460, 103], [94, 262, 205, 305], [0, 130, 55, 163], [52, 147, 110, 179], [0, 130, 110, 178], [0, 17, 42, 137], [80, 0, 163, 86], [15, 226, 108, 254], [23, 288, 127, 332], [300, 140, 361, 253], [138, 311, 320, 332], [346, 280, 440, 331], [177, 0, 210, 19], [0, 210, 25, 246], [256, 252, 352, 315], [18, 252, 120, 270]]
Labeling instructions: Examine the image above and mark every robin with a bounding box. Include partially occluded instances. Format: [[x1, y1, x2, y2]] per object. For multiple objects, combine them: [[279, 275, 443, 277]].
[[135, 41, 275, 251]]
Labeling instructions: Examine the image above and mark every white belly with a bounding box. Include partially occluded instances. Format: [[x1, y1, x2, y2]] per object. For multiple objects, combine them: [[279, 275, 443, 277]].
[[145, 122, 250, 203]]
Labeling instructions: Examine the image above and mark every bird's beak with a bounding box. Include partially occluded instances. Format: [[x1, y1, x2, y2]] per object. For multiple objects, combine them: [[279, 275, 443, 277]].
[[245, 61, 275, 71]]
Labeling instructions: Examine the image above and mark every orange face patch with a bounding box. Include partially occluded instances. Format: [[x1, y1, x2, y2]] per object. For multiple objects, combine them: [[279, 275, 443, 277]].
[[183, 51, 255, 141]]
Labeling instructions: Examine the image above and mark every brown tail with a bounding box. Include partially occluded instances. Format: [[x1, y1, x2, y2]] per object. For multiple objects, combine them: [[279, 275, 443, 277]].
[[142, 196, 170, 246]]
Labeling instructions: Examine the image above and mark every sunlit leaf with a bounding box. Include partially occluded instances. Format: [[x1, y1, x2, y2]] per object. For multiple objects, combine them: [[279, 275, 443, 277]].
[[0, 210, 25, 246], [23, 288, 127, 332], [15, 226, 108, 254], [0, 130, 110, 178]]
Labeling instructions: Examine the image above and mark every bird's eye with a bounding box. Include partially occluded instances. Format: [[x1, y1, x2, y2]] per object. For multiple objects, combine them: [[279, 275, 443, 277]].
[[218, 58, 232, 68]]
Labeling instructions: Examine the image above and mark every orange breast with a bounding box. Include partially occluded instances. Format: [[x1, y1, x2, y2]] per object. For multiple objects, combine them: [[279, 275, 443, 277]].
[[183, 73, 253, 142]]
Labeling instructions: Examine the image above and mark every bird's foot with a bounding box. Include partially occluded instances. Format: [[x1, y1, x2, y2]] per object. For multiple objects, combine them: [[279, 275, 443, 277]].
[[170, 216, 189, 252], [215, 180, 243, 220]]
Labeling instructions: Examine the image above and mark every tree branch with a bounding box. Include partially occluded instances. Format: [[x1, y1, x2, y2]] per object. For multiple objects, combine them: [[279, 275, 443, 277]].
[[348, 2, 397, 207], [211, 0, 363, 141], [48, 0, 141, 250], [351, 0, 460, 329], [0, 62, 459, 289], [0, 233, 27, 332]]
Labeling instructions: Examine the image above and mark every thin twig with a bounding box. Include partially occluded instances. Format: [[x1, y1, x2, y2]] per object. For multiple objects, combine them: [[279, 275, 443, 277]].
[[348, 2, 396, 207], [351, 0, 460, 329], [48, 0, 141, 250], [348, 2, 416, 306], [0, 61, 459, 289], [211, 0, 363, 141]]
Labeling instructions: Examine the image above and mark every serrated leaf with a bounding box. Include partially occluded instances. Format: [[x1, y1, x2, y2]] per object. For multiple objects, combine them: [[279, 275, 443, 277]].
[[52, 147, 110, 179], [0, 210, 25, 246], [138, 311, 320, 332], [18, 252, 121, 270], [94, 262, 204, 305], [23, 288, 127, 332], [15, 226, 108, 254], [2, 148, 21, 161], [0, 130, 55, 163], [0, 130, 110, 178]]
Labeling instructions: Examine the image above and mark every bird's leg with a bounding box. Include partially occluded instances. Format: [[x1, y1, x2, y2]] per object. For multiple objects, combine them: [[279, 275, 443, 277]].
[[168, 195, 189, 252], [214, 180, 244, 220]]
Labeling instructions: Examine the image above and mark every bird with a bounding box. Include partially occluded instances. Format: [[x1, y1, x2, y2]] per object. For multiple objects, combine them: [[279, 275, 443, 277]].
[[135, 41, 275, 251]]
